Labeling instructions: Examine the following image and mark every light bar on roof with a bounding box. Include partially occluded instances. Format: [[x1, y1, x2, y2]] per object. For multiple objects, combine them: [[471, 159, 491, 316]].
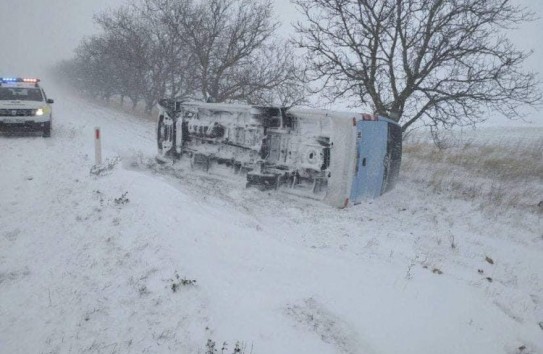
[[0, 77, 41, 84]]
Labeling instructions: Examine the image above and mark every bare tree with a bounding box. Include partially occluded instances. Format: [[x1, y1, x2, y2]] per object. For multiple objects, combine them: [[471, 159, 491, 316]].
[[57, 0, 307, 111], [143, 0, 204, 101], [243, 43, 309, 107], [94, 7, 151, 109], [293, 0, 541, 131], [169, 0, 295, 103], [68, 36, 122, 101]]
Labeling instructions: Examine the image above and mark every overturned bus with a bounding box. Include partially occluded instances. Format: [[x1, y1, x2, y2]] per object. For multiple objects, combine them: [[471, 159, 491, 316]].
[[156, 100, 402, 208]]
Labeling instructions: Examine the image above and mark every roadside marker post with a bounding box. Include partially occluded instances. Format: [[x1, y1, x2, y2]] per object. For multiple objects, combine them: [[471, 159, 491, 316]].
[[95, 127, 102, 165]]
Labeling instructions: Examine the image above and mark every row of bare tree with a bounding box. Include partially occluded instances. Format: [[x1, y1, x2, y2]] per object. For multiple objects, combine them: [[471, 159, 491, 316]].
[[55, 0, 540, 131], [55, 0, 306, 113]]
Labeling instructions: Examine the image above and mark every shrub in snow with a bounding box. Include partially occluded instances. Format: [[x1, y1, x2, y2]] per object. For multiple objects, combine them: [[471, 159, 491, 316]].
[[205, 339, 216, 353], [114, 192, 129, 205], [90, 156, 121, 176], [169, 272, 197, 293], [205, 339, 249, 354]]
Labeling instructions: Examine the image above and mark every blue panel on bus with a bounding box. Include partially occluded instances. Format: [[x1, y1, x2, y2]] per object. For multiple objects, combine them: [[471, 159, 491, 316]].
[[350, 120, 388, 203]]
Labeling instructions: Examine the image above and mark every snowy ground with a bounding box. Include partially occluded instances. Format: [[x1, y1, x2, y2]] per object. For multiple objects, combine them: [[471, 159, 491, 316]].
[[1, 83, 542, 354]]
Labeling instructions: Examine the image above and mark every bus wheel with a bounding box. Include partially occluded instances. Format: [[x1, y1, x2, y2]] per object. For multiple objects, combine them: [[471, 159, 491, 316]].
[[157, 115, 176, 157]]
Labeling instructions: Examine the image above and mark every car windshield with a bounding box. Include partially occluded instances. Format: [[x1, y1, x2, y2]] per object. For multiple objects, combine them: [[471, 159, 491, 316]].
[[0, 87, 44, 101]]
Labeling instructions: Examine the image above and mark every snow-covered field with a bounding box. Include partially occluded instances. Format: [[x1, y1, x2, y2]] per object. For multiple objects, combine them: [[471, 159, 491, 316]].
[[1, 83, 542, 354]]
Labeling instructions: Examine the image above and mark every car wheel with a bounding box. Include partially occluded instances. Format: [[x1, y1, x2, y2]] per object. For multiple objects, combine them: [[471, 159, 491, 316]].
[[43, 121, 51, 138]]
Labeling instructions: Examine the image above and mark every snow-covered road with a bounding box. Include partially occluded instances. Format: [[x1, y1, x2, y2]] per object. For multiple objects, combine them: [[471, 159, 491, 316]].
[[1, 84, 542, 354]]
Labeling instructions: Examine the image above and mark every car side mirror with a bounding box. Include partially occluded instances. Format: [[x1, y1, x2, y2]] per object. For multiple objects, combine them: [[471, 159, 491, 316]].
[[47, 98, 54, 104]]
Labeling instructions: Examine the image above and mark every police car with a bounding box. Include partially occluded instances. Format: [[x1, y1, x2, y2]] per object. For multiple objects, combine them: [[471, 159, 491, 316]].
[[0, 77, 54, 137]]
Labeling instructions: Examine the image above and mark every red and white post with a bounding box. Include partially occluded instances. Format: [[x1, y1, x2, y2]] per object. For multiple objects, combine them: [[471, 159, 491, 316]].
[[94, 127, 102, 165]]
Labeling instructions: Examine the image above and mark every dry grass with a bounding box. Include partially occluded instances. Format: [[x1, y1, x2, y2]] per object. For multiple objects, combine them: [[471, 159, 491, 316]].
[[404, 139, 543, 182], [402, 134, 543, 214]]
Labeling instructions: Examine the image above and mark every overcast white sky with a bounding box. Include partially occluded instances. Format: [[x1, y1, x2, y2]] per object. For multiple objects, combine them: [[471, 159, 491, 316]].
[[0, 0, 541, 125]]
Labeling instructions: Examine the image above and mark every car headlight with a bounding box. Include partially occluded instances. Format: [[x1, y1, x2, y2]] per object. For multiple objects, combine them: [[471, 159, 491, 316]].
[[34, 107, 49, 116]]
